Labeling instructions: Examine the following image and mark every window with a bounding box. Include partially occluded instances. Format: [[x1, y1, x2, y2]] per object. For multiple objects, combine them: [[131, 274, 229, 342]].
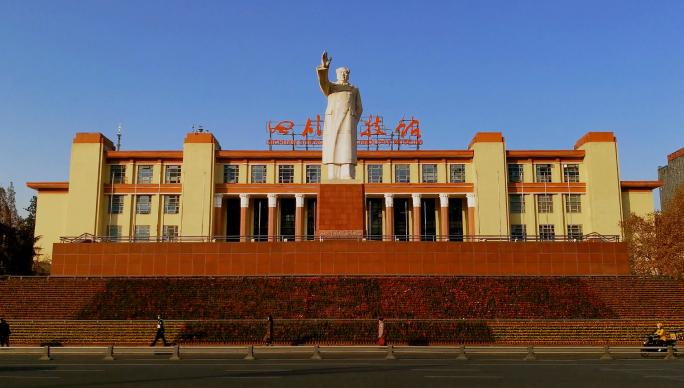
[[564, 164, 580, 183], [137, 165, 154, 184], [450, 164, 466, 183], [110, 165, 126, 184], [539, 225, 555, 241], [508, 164, 524, 183], [565, 194, 581, 213], [567, 225, 583, 241], [537, 194, 554, 213], [136, 195, 152, 214], [367, 164, 383, 183], [251, 165, 267, 184], [422, 164, 438, 183], [536, 164, 552, 183], [395, 164, 410, 183], [165, 165, 181, 183], [162, 225, 178, 241], [279, 165, 294, 184], [511, 224, 527, 241], [306, 165, 321, 183], [280, 198, 296, 239], [366, 198, 383, 239], [164, 195, 180, 214], [224, 165, 239, 184], [106, 225, 122, 241], [509, 194, 525, 213], [134, 225, 150, 242], [107, 195, 124, 214]]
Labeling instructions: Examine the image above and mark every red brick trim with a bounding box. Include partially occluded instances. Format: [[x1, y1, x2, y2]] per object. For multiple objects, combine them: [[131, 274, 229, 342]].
[[468, 132, 504, 149], [73, 133, 115, 150], [574, 132, 616, 150], [26, 182, 69, 193], [620, 181, 663, 192]]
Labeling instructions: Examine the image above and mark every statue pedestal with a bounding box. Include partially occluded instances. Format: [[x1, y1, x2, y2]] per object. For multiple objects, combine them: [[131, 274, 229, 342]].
[[320, 178, 363, 185], [316, 183, 365, 238]]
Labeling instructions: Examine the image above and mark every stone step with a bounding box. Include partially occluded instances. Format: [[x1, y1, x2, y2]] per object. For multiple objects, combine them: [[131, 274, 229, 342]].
[[4, 320, 682, 346]]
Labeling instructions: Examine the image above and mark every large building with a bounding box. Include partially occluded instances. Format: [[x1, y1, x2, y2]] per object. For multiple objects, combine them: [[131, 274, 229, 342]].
[[28, 131, 661, 276], [658, 146, 684, 206]]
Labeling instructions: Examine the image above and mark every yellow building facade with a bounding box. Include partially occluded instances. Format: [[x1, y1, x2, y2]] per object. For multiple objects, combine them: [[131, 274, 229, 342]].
[[28, 131, 661, 263]]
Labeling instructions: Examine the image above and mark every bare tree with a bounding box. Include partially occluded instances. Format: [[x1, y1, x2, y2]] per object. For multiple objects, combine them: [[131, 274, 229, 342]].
[[0, 184, 39, 275], [0, 183, 21, 228], [621, 187, 684, 275]]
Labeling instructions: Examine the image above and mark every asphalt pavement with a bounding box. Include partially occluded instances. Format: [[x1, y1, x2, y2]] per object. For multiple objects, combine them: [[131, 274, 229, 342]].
[[1, 353, 683, 387]]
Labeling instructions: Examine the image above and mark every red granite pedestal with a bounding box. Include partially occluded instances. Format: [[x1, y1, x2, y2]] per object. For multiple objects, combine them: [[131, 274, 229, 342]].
[[51, 240, 630, 276], [316, 183, 365, 237]]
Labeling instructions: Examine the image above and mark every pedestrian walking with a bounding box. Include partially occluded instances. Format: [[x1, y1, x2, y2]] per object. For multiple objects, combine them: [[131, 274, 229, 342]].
[[263, 315, 274, 346], [151, 314, 168, 346], [378, 317, 386, 346], [0, 319, 10, 347]]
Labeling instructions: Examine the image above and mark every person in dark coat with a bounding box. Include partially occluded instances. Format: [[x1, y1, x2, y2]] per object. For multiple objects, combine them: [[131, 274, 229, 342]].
[[0, 319, 10, 347], [151, 314, 168, 346], [263, 315, 274, 346]]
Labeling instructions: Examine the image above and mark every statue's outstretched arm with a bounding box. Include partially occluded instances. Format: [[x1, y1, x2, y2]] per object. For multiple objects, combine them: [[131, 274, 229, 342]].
[[321, 51, 332, 68], [317, 51, 332, 96]]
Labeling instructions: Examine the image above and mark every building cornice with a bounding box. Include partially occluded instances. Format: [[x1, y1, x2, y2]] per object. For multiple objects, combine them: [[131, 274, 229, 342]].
[[26, 182, 69, 193]]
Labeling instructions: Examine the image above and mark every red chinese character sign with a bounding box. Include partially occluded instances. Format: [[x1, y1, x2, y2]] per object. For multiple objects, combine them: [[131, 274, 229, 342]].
[[267, 115, 422, 150], [302, 115, 322, 137], [268, 120, 294, 135], [360, 115, 385, 137]]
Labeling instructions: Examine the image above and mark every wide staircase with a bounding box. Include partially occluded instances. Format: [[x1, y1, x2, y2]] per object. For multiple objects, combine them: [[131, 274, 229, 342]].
[[5, 321, 183, 346], [0, 277, 106, 319], [488, 320, 684, 344], [1, 276, 682, 345], [581, 277, 684, 318]]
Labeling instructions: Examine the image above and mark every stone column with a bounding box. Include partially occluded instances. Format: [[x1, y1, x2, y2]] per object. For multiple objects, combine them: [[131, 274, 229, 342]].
[[239, 194, 250, 242], [213, 194, 223, 238], [267, 193, 278, 241], [295, 194, 304, 241], [412, 193, 421, 241], [466, 193, 476, 240], [439, 193, 449, 241], [384, 194, 394, 241]]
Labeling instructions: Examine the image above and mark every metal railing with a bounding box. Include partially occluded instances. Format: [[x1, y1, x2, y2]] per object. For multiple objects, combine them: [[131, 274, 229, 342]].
[[0, 344, 675, 361], [60, 233, 620, 243]]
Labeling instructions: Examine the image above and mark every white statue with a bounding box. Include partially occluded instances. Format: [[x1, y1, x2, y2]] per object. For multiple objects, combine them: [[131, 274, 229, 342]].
[[317, 51, 363, 179]]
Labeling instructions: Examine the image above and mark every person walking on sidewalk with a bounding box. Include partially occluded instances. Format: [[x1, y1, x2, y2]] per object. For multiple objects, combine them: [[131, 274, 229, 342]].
[[378, 317, 386, 346], [263, 315, 274, 346], [151, 314, 168, 346], [0, 319, 11, 347]]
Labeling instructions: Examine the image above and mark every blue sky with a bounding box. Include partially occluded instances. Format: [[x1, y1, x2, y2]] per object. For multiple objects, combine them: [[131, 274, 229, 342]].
[[1, 0, 683, 215]]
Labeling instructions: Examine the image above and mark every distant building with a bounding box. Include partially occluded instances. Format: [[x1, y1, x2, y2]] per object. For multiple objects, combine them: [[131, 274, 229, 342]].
[[658, 147, 684, 206]]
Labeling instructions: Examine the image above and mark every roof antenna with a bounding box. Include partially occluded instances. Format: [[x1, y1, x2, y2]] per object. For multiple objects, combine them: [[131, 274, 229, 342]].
[[117, 124, 121, 151], [192, 124, 196, 134], [198, 125, 203, 133]]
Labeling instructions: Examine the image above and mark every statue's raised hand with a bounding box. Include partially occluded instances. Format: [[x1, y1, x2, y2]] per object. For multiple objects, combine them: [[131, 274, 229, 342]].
[[321, 51, 332, 68]]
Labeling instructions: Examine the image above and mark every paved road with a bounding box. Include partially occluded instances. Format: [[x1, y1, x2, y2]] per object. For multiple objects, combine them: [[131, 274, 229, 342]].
[[1, 353, 683, 387]]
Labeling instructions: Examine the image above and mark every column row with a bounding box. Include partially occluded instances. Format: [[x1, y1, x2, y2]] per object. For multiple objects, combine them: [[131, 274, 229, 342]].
[[214, 192, 477, 241], [382, 193, 476, 241], [214, 193, 314, 241]]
